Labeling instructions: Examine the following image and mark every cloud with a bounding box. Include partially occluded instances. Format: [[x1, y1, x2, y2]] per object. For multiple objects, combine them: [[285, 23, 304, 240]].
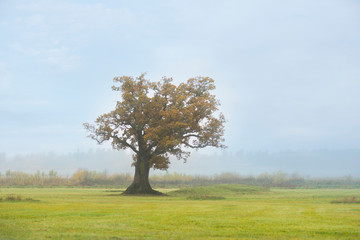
[[16, 1, 140, 34], [1, 0, 359, 155], [10, 43, 81, 71], [42, 47, 81, 70], [4, 1, 162, 72]]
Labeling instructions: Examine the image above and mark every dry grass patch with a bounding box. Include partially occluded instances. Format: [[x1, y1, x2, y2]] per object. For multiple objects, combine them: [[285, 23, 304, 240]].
[[331, 196, 360, 204], [0, 194, 38, 202]]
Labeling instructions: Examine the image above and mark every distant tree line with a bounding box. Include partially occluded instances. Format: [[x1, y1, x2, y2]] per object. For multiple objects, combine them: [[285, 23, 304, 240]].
[[0, 170, 132, 187], [0, 170, 359, 188]]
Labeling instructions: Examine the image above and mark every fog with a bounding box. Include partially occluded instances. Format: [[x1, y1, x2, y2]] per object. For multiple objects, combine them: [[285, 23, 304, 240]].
[[1, 1, 359, 177], [1, 149, 359, 178]]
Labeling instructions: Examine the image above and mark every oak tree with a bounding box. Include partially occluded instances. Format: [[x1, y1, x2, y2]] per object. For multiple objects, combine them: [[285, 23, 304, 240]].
[[84, 74, 226, 194]]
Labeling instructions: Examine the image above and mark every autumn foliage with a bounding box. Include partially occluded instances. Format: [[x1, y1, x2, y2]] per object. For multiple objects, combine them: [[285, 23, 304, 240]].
[[84, 74, 226, 194]]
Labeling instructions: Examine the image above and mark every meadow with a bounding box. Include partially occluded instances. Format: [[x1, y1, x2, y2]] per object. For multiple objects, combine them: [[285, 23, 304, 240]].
[[0, 186, 359, 239]]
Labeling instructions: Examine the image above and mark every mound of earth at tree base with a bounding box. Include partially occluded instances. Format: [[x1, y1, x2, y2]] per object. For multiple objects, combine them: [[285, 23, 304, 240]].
[[169, 184, 269, 200]]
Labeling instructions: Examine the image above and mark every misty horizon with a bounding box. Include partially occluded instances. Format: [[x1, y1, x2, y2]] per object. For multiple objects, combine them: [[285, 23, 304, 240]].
[[1, 148, 359, 178]]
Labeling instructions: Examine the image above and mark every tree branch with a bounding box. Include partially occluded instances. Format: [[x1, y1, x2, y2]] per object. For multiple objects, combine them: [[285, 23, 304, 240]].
[[183, 134, 201, 138], [181, 141, 204, 149], [111, 133, 138, 154]]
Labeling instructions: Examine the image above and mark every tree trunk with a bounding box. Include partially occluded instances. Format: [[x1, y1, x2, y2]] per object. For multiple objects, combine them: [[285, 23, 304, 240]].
[[123, 156, 162, 195]]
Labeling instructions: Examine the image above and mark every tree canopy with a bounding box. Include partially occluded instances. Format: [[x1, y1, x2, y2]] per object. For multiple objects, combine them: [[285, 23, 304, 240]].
[[84, 74, 226, 194]]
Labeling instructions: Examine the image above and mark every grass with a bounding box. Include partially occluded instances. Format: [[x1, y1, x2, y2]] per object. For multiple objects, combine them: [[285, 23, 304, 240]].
[[169, 184, 267, 200], [0, 186, 359, 239]]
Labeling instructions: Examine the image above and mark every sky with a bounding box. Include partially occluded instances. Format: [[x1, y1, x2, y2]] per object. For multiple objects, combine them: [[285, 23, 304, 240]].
[[1, 1, 360, 173]]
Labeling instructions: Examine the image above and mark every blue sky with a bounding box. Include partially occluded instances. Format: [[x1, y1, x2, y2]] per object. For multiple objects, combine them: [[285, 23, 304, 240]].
[[1, 0, 360, 156]]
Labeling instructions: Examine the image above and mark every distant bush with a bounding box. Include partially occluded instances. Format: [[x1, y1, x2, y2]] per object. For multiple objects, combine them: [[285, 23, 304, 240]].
[[0, 170, 132, 187], [70, 169, 133, 186], [152, 172, 360, 189], [0, 170, 359, 188], [0, 170, 68, 187]]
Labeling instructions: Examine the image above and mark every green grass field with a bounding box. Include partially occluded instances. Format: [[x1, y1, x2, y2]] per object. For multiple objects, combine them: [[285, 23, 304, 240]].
[[0, 185, 359, 239]]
